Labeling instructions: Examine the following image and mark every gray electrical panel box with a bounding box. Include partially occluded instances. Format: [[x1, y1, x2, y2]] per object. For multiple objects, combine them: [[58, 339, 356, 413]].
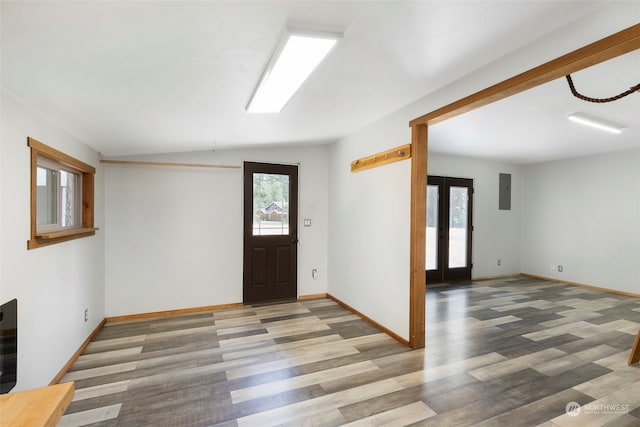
[[499, 173, 511, 210]]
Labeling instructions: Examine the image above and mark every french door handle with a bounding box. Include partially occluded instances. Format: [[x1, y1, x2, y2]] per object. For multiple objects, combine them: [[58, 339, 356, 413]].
[[291, 238, 299, 244]]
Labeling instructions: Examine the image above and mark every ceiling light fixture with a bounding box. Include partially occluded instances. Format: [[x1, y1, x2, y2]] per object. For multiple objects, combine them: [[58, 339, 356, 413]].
[[567, 113, 623, 134], [246, 30, 342, 114]]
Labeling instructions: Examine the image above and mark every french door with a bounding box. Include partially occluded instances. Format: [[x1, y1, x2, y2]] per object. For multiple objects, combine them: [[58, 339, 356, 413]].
[[243, 162, 298, 303], [426, 176, 473, 283]]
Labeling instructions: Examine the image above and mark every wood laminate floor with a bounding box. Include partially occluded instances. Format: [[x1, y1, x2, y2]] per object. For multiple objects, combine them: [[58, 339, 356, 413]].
[[59, 277, 640, 426]]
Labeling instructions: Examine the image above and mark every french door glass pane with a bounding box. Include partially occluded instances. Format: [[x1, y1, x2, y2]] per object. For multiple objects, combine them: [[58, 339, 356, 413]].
[[426, 184, 439, 270], [448, 186, 468, 268], [253, 173, 290, 236]]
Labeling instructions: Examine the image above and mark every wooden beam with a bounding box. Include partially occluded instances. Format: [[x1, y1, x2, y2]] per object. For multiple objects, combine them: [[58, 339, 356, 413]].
[[629, 330, 640, 365], [100, 159, 241, 169], [351, 144, 411, 173], [410, 23, 640, 127], [409, 124, 427, 349]]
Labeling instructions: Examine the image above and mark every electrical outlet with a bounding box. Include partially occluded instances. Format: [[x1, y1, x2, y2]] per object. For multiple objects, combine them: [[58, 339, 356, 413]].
[[84, 308, 88, 322], [550, 264, 556, 271], [312, 269, 318, 279], [497, 259, 502, 266], [558, 265, 563, 272]]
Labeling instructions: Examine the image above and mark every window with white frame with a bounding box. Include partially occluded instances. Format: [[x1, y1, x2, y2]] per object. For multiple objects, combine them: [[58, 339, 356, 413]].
[[36, 157, 82, 232], [28, 137, 96, 249]]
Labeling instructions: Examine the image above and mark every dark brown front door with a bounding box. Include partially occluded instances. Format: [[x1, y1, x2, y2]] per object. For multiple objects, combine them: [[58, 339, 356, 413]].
[[243, 162, 298, 304], [426, 176, 473, 283]]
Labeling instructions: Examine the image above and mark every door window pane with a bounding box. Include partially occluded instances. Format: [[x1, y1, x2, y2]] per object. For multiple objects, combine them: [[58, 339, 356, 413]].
[[253, 173, 290, 236], [448, 186, 468, 268], [426, 184, 439, 270]]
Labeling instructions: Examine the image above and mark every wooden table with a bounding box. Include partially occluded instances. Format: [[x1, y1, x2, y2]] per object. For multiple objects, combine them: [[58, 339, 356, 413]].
[[0, 382, 74, 427]]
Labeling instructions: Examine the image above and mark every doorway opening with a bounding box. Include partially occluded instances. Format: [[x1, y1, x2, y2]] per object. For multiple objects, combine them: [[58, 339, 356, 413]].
[[426, 176, 473, 283], [408, 25, 638, 349]]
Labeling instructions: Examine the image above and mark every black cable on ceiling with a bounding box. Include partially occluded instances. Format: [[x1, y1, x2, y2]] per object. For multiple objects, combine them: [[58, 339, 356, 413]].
[[565, 74, 640, 103]]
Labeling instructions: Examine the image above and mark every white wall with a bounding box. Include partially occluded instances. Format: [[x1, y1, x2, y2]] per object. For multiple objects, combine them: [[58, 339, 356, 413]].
[[328, 3, 636, 341], [428, 152, 523, 278], [329, 127, 412, 339], [522, 149, 640, 294], [328, 146, 523, 341], [0, 2, 634, 391], [0, 89, 105, 391], [104, 145, 328, 317]]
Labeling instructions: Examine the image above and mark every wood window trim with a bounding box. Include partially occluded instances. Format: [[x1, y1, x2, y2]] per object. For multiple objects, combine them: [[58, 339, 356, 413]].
[[27, 137, 98, 250], [408, 24, 640, 349]]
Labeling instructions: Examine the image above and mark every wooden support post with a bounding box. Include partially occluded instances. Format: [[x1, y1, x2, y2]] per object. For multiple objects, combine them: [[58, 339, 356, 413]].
[[629, 330, 640, 365], [409, 124, 427, 349]]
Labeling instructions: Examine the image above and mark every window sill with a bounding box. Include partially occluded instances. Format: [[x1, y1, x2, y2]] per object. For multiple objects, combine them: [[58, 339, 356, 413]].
[[28, 227, 99, 250]]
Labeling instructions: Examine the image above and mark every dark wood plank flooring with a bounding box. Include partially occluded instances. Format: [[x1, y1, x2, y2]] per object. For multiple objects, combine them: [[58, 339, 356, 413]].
[[59, 276, 640, 426]]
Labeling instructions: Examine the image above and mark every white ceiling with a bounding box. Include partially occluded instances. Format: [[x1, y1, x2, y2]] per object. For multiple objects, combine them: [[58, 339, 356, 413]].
[[430, 49, 640, 164], [1, 1, 638, 162]]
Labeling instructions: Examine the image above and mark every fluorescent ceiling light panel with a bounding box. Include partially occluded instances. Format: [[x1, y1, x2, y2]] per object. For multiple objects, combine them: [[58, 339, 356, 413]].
[[568, 112, 623, 134], [247, 30, 341, 114]]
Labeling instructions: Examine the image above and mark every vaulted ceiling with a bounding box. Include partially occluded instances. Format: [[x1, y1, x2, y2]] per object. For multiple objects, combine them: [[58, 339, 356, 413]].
[[2, 1, 638, 163]]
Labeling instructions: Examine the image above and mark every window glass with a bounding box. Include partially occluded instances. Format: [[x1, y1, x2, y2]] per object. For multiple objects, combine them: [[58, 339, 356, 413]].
[[252, 173, 290, 236], [36, 166, 58, 226], [60, 169, 79, 227], [35, 158, 81, 232], [448, 186, 468, 268], [426, 184, 439, 270]]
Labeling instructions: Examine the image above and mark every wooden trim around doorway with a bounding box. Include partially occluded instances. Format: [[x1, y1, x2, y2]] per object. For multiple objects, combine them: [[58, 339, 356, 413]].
[[409, 124, 427, 349], [408, 24, 640, 349]]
